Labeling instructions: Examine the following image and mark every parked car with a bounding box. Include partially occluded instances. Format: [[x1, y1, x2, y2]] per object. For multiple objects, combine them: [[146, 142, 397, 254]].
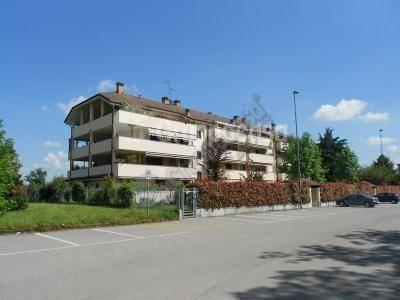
[[336, 194, 378, 208], [376, 192, 399, 204]]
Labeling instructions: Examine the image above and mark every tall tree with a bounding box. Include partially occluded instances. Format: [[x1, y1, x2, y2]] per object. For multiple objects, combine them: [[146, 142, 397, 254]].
[[281, 132, 325, 182], [360, 154, 399, 185], [373, 154, 394, 169], [203, 138, 231, 181], [25, 168, 47, 201], [0, 119, 21, 200], [318, 128, 359, 182]]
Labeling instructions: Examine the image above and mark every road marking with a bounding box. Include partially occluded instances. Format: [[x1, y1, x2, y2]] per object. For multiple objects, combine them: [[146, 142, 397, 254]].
[[35, 233, 80, 246], [217, 210, 355, 224], [92, 228, 143, 238], [235, 215, 302, 221], [0, 231, 189, 257]]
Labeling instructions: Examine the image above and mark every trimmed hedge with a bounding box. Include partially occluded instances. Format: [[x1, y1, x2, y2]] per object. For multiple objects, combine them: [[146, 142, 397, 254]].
[[320, 181, 400, 202], [190, 180, 310, 209]]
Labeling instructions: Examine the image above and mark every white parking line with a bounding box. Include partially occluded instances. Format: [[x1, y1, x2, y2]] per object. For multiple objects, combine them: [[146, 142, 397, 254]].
[[217, 210, 355, 224], [0, 231, 189, 257], [92, 228, 143, 238], [35, 233, 80, 246]]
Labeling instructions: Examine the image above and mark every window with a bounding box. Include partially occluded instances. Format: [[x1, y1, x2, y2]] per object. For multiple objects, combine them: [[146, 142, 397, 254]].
[[197, 130, 202, 139], [95, 183, 100, 189], [197, 172, 202, 179], [197, 151, 202, 159], [239, 164, 246, 171], [225, 163, 232, 170]]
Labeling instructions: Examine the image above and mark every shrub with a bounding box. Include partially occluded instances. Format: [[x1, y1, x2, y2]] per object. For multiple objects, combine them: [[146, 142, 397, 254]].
[[115, 183, 134, 208], [189, 180, 310, 209], [71, 181, 86, 203], [39, 183, 59, 203], [88, 190, 105, 206], [103, 176, 117, 206]]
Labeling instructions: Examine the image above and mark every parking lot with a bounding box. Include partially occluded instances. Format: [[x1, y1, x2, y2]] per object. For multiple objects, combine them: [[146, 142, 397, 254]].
[[1, 204, 400, 299]]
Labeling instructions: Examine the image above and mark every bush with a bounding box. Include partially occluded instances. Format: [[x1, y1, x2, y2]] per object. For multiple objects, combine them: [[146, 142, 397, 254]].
[[115, 183, 134, 208], [71, 181, 86, 203], [189, 180, 310, 209], [39, 183, 58, 203], [88, 190, 105, 206], [103, 176, 117, 206]]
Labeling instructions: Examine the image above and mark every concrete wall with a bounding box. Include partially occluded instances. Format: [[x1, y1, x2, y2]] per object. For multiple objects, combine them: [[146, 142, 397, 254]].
[[197, 203, 313, 217]]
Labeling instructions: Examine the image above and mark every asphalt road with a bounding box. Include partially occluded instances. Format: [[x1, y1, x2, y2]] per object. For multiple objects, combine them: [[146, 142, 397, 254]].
[[1, 204, 400, 299]]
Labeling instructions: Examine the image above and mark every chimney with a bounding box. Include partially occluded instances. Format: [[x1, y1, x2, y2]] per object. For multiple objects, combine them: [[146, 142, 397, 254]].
[[185, 108, 191, 116], [161, 96, 170, 104], [173, 100, 181, 107], [271, 123, 276, 132], [116, 82, 125, 95]]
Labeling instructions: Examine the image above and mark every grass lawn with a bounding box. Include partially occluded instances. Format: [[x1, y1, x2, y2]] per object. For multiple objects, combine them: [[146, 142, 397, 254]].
[[0, 203, 178, 234]]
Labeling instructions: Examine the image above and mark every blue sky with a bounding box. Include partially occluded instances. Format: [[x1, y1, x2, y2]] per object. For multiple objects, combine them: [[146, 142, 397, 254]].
[[1, 0, 400, 178]]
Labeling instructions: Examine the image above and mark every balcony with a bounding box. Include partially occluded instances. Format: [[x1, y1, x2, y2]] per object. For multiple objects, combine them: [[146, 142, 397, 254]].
[[214, 128, 271, 147], [116, 164, 197, 180], [70, 137, 197, 160], [117, 137, 197, 159], [226, 150, 274, 165], [69, 165, 112, 179], [118, 110, 197, 137], [72, 113, 113, 139], [225, 170, 276, 181], [68, 164, 197, 180]]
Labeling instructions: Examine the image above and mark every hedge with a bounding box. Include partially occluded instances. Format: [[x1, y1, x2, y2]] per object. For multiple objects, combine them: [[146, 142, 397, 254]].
[[189, 180, 310, 209], [320, 181, 400, 202]]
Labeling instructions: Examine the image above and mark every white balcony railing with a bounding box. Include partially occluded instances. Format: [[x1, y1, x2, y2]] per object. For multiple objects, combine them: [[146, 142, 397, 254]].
[[72, 113, 113, 138], [214, 128, 272, 147], [116, 164, 197, 179]]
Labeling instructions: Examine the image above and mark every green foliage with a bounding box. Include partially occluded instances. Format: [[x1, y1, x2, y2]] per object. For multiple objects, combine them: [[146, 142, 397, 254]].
[[318, 128, 360, 182], [359, 155, 399, 185], [0, 203, 178, 233], [25, 168, 47, 201], [0, 119, 21, 200], [88, 190, 104, 206], [242, 160, 265, 181], [116, 182, 134, 208], [71, 181, 86, 203], [202, 138, 231, 181], [103, 176, 117, 206], [39, 183, 58, 203], [281, 132, 325, 182], [123, 103, 144, 114]]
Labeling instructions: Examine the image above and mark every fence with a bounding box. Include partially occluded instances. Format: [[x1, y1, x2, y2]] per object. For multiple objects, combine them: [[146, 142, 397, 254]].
[[134, 190, 176, 207]]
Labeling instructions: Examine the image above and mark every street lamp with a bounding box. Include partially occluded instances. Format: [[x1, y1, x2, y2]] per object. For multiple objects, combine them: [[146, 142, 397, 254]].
[[293, 90, 302, 209], [379, 129, 383, 156]]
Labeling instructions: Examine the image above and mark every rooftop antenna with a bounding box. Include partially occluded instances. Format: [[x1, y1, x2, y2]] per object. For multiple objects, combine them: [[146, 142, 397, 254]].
[[165, 80, 176, 98]]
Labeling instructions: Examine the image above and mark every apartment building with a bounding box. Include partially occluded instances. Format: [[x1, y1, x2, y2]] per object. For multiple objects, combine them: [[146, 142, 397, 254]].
[[65, 82, 287, 189]]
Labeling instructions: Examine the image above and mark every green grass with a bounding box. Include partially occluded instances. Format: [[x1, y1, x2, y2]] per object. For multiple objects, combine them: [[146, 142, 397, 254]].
[[0, 203, 178, 234]]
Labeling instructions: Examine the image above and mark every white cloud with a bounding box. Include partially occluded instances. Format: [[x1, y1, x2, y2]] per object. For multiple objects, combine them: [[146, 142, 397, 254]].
[[364, 136, 396, 146], [43, 140, 61, 148], [387, 145, 400, 155], [313, 99, 367, 121], [360, 112, 389, 122], [41, 105, 50, 112], [43, 151, 69, 170], [97, 79, 116, 92], [58, 96, 86, 114]]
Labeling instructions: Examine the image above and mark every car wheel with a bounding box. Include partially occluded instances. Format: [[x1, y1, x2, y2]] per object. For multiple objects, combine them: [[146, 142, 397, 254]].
[[391, 200, 398, 204], [338, 201, 345, 207], [364, 201, 371, 208]]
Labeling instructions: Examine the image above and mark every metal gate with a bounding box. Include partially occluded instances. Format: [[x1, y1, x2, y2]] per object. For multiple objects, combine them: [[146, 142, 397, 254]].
[[179, 188, 198, 218]]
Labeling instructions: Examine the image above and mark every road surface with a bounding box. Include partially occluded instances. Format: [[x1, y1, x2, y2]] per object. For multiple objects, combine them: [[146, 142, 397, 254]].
[[1, 205, 399, 299]]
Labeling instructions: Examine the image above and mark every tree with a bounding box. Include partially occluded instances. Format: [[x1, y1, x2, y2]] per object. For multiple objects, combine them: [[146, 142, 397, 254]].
[[25, 168, 47, 201], [203, 138, 231, 181], [0, 119, 21, 200], [360, 155, 399, 185], [318, 128, 359, 182], [281, 132, 325, 182], [373, 154, 394, 169]]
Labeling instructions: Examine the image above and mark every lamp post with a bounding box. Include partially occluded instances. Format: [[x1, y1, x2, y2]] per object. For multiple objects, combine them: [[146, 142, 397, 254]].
[[293, 90, 302, 209], [379, 129, 383, 156]]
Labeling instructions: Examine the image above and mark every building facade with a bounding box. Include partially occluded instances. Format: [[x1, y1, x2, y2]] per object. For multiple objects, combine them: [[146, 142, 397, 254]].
[[65, 82, 287, 189]]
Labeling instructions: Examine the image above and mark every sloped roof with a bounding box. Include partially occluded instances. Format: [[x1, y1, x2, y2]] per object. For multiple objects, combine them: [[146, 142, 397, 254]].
[[100, 92, 232, 124]]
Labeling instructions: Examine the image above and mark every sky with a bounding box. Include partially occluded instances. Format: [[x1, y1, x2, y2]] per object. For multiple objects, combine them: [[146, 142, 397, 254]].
[[1, 0, 400, 179]]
